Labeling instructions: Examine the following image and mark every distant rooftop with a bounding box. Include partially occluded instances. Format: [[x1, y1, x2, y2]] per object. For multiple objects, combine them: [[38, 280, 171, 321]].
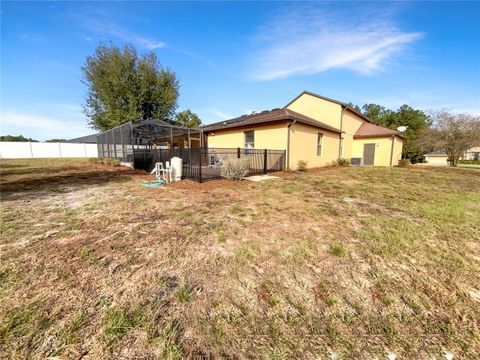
[[67, 134, 98, 143]]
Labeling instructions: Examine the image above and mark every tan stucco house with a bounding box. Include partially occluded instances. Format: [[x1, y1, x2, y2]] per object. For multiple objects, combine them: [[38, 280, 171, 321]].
[[424, 146, 480, 165], [202, 91, 405, 169]]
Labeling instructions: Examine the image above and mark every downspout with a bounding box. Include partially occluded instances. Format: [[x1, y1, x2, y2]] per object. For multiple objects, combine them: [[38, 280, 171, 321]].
[[338, 106, 345, 158], [287, 119, 297, 170], [389, 135, 395, 166]]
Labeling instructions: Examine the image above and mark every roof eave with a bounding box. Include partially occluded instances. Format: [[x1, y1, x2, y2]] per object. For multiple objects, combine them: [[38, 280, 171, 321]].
[[203, 115, 343, 134], [354, 133, 405, 139]]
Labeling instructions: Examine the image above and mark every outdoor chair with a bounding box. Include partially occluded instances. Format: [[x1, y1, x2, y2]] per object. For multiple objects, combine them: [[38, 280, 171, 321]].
[[150, 162, 172, 183], [208, 155, 223, 169]]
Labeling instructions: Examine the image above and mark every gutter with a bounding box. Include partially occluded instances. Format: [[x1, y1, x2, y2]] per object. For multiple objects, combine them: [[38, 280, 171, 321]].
[[389, 135, 395, 166], [287, 119, 297, 170]]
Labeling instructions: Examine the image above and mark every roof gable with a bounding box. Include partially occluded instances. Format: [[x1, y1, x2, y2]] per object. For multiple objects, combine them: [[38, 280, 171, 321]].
[[285, 90, 372, 123]]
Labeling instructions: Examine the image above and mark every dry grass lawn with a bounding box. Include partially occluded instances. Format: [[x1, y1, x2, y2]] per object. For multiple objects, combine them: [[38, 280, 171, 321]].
[[1, 158, 479, 359]]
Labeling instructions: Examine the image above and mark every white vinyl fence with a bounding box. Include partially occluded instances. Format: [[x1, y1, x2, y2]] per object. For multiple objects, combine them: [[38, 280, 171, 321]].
[[0, 142, 98, 159]]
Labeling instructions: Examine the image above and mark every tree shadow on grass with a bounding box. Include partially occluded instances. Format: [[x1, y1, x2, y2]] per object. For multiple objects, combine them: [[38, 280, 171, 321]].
[[0, 166, 148, 201], [0, 163, 29, 169], [1, 166, 79, 176]]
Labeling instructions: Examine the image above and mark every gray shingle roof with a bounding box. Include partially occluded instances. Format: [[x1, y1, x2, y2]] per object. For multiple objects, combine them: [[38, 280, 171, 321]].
[[67, 134, 98, 143]]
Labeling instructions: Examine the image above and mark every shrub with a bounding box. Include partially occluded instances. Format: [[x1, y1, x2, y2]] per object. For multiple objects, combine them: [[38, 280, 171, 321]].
[[98, 157, 120, 166], [336, 158, 350, 166], [88, 158, 98, 164], [221, 158, 250, 180], [398, 159, 411, 167], [459, 159, 480, 165], [297, 160, 308, 171]]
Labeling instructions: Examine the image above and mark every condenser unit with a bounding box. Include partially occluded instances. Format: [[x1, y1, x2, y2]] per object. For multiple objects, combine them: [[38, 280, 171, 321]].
[[351, 157, 363, 166]]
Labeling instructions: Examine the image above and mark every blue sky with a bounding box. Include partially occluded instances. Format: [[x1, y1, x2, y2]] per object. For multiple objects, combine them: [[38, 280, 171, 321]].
[[1, 1, 479, 140]]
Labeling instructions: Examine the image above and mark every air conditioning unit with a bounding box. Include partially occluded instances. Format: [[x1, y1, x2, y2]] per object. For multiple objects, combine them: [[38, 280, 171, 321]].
[[351, 157, 363, 166]]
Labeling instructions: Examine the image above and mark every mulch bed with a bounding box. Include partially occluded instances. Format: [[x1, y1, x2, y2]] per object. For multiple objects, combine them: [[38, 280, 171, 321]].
[[166, 178, 252, 190], [133, 168, 307, 190]]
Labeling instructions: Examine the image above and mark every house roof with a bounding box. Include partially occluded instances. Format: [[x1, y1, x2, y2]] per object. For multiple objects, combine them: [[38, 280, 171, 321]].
[[201, 108, 343, 134], [353, 122, 406, 139], [284, 90, 373, 123], [67, 134, 98, 143]]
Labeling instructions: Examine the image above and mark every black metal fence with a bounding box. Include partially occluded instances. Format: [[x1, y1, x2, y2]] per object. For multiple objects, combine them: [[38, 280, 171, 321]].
[[133, 148, 286, 182]]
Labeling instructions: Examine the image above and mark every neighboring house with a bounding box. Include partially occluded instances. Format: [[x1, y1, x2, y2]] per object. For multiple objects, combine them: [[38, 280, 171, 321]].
[[202, 91, 405, 169], [424, 146, 480, 165], [423, 152, 449, 165], [464, 146, 480, 160]]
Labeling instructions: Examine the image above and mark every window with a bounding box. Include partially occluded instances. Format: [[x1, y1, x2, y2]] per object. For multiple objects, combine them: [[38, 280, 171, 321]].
[[317, 133, 323, 156], [245, 131, 254, 150]]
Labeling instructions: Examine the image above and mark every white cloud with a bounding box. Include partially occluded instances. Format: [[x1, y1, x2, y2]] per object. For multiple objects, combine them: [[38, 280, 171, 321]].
[[250, 6, 422, 81], [0, 106, 92, 141], [211, 109, 234, 120], [82, 20, 165, 50]]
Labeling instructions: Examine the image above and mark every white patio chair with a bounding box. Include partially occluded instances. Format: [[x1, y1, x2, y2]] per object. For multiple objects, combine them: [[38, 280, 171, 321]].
[[208, 154, 218, 169], [150, 162, 172, 183]]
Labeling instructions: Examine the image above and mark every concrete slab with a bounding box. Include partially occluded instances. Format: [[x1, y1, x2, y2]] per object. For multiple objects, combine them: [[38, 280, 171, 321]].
[[245, 174, 279, 182]]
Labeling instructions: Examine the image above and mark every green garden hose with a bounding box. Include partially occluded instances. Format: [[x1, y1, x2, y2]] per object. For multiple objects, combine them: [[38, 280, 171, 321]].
[[141, 179, 166, 187]]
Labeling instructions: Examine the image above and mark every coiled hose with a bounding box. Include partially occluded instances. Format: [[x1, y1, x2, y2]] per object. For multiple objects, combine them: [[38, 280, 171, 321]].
[[141, 179, 166, 187]]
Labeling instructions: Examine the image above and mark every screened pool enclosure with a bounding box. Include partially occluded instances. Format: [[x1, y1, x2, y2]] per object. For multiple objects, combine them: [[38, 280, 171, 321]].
[[96, 119, 203, 163], [96, 119, 286, 182]]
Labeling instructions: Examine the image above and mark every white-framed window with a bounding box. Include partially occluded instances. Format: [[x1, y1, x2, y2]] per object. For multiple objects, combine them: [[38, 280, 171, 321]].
[[245, 131, 254, 150], [317, 133, 323, 156]]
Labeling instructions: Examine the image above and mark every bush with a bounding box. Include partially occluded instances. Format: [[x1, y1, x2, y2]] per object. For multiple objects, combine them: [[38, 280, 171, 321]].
[[88, 158, 98, 164], [336, 158, 350, 166], [96, 157, 120, 166], [459, 159, 480, 165], [398, 159, 411, 167], [104, 157, 115, 165], [297, 160, 308, 172], [221, 158, 250, 180]]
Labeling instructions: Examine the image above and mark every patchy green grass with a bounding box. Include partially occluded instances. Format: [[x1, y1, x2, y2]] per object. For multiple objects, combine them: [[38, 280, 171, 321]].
[[330, 243, 346, 257], [174, 285, 194, 304], [1, 159, 479, 358], [103, 308, 136, 340], [458, 164, 480, 169]]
